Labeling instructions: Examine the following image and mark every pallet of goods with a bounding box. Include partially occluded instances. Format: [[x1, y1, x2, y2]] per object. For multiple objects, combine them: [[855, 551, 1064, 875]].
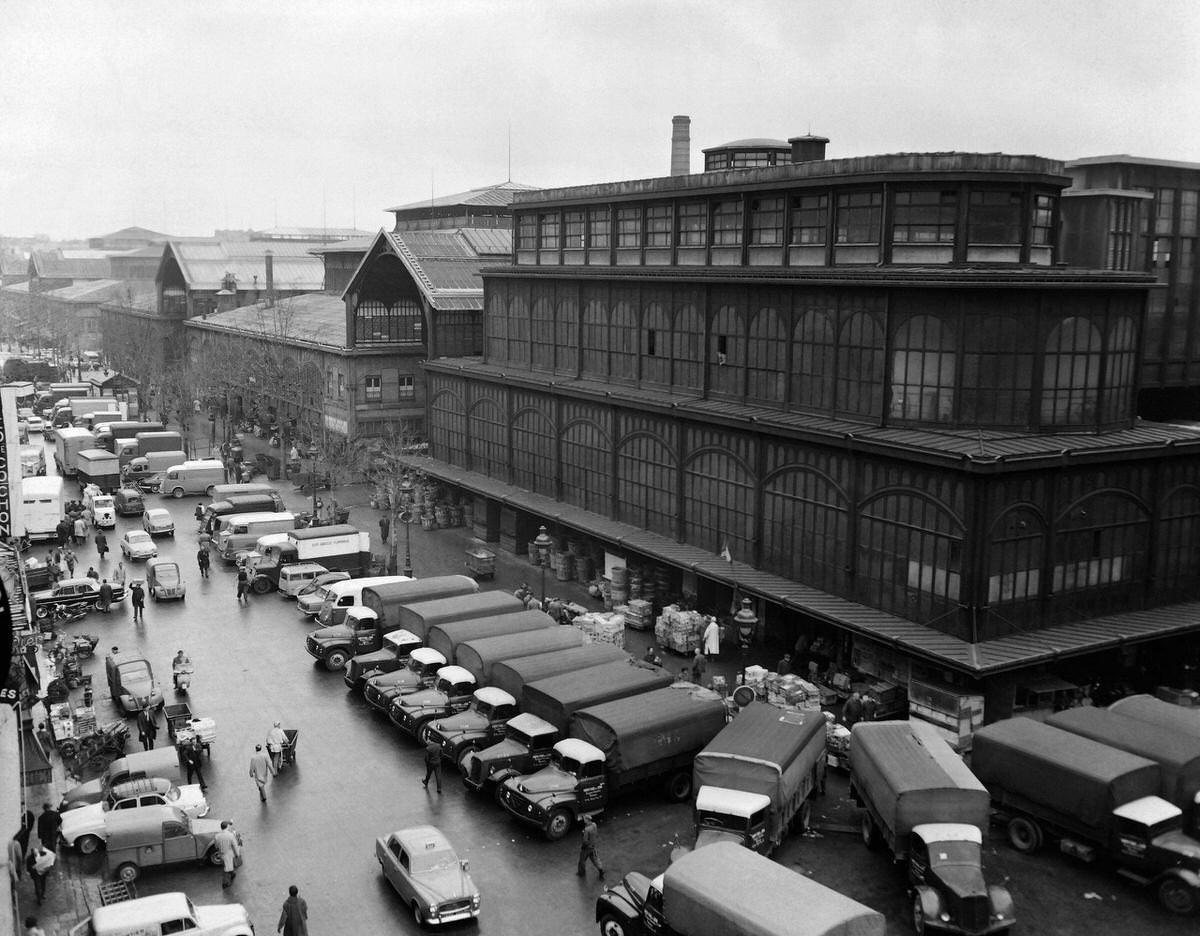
[[766, 673, 821, 710], [654, 605, 704, 654], [573, 611, 626, 649], [621, 599, 653, 631]]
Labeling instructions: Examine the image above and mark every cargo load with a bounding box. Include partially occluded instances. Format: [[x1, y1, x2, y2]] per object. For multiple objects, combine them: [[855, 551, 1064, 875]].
[[454, 626, 586, 686], [521, 659, 673, 732], [394, 591, 526, 642], [426, 610, 556, 665], [488, 643, 628, 701]]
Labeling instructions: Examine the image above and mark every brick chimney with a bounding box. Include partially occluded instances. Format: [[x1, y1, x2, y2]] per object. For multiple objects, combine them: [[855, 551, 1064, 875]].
[[789, 134, 829, 164], [671, 115, 691, 177], [265, 250, 274, 307]]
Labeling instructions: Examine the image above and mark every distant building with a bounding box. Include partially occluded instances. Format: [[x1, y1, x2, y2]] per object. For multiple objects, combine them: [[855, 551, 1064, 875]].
[[386, 180, 540, 233], [87, 225, 171, 251]]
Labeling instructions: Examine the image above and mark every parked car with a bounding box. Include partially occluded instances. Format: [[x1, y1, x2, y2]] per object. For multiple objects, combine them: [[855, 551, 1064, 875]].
[[376, 825, 481, 927], [146, 559, 186, 601], [67, 891, 255, 936], [31, 577, 126, 621], [114, 487, 145, 516], [25, 414, 44, 433], [60, 778, 209, 854], [121, 530, 158, 561], [103, 804, 225, 882], [142, 507, 175, 537], [106, 650, 165, 715]]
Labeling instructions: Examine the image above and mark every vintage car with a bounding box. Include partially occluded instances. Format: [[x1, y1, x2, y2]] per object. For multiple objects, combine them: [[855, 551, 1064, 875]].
[[25, 414, 45, 433], [146, 559, 186, 601], [67, 892, 255, 936], [295, 569, 351, 603], [114, 486, 145, 516], [60, 778, 209, 854], [142, 507, 175, 537], [121, 529, 158, 560], [103, 804, 226, 882], [106, 650, 165, 715], [376, 825, 480, 927], [31, 577, 126, 620], [84, 484, 117, 528]]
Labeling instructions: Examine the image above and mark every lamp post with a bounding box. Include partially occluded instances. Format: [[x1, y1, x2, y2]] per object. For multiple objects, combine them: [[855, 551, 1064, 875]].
[[533, 525, 554, 607], [309, 453, 319, 522], [399, 474, 414, 578]]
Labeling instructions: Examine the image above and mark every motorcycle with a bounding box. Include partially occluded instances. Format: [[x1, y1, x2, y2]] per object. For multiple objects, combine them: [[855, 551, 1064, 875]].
[[173, 665, 194, 694], [66, 633, 100, 658], [51, 605, 89, 627]]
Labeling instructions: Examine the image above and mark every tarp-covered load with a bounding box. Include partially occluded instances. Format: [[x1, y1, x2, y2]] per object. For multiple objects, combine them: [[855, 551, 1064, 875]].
[[522, 659, 673, 732], [426, 610, 555, 664], [455, 626, 585, 686], [489, 644, 628, 701]]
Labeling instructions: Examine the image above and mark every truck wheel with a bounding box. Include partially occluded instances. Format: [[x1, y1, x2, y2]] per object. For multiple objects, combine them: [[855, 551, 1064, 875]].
[[1006, 816, 1042, 853], [544, 807, 574, 842], [861, 812, 881, 851], [171, 487, 184, 498], [34, 605, 49, 620], [207, 846, 224, 866], [252, 577, 272, 595], [912, 895, 927, 935], [324, 649, 349, 672], [116, 862, 139, 883], [1158, 877, 1199, 916], [665, 770, 693, 802], [77, 834, 103, 855], [599, 914, 629, 936]]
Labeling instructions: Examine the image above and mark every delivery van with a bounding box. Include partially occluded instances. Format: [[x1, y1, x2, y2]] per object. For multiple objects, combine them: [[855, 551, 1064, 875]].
[[19, 475, 65, 541], [308, 575, 411, 625], [214, 512, 298, 561], [160, 459, 225, 498]]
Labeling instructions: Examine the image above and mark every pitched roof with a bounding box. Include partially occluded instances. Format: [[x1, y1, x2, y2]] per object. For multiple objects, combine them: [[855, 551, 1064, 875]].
[[387, 180, 540, 212], [30, 248, 113, 280], [184, 293, 348, 351], [41, 279, 127, 303], [92, 225, 171, 241], [158, 240, 325, 292]]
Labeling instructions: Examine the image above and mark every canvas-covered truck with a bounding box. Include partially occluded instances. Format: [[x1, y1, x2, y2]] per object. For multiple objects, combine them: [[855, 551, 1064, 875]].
[[306, 575, 477, 671], [364, 646, 448, 712], [487, 643, 630, 701], [461, 713, 562, 799], [1046, 706, 1200, 833], [500, 685, 729, 840], [247, 524, 371, 593], [422, 686, 520, 763], [425, 609, 557, 664], [692, 701, 828, 855], [850, 720, 1014, 935], [388, 665, 478, 739], [393, 590, 526, 643], [521, 659, 675, 733], [75, 448, 121, 493], [454, 626, 586, 687], [54, 426, 99, 476], [972, 717, 1200, 916], [1110, 693, 1200, 738], [596, 840, 885, 936]]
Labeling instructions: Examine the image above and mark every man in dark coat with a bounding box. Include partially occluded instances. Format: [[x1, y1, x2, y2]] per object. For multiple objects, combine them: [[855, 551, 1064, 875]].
[[98, 579, 113, 613], [130, 581, 145, 621], [35, 804, 60, 853], [137, 707, 158, 751], [277, 884, 309, 936], [421, 740, 443, 793], [182, 736, 207, 790]]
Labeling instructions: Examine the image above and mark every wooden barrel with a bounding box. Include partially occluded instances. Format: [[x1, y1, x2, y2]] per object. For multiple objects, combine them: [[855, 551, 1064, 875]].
[[420, 513, 436, 531], [556, 552, 575, 581], [610, 566, 628, 589], [435, 506, 450, 528], [575, 555, 594, 583]]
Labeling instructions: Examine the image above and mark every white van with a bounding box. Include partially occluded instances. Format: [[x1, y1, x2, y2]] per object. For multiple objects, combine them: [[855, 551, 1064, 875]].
[[19, 475, 64, 541], [160, 459, 226, 498], [214, 512, 297, 561], [278, 562, 331, 598], [310, 575, 411, 626], [68, 891, 254, 936]]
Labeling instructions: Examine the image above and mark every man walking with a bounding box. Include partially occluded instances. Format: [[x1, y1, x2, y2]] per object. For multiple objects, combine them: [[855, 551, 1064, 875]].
[[26, 843, 55, 904], [63, 548, 76, 576], [73, 516, 87, 546], [215, 820, 241, 888], [236, 566, 250, 603], [249, 744, 274, 802], [266, 722, 287, 773], [277, 884, 309, 936], [691, 647, 707, 685], [130, 580, 145, 621], [137, 707, 158, 751], [98, 578, 113, 614], [576, 815, 604, 879], [421, 740, 443, 793], [94, 529, 108, 561], [197, 543, 210, 579], [36, 804, 61, 853], [182, 736, 207, 790]]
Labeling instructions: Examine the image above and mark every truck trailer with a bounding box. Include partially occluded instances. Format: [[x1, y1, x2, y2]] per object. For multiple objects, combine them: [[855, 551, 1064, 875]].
[[247, 524, 371, 592], [74, 449, 121, 494], [454, 625, 586, 687], [520, 659, 674, 734], [487, 643, 629, 702], [425, 609, 556, 664], [54, 427, 100, 477]]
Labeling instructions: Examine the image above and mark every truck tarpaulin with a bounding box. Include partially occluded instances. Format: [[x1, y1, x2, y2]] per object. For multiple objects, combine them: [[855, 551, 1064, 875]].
[[1109, 693, 1200, 738], [570, 686, 728, 775], [664, 841, 885, 936], [455, 626, 585, 686], [522, 660, 673, 733], [971, 717, 1161, 830], [395, 591, 525, 641], [360, 575, 479, 630], [851, 720, 990, 839], [1046, 706, 1200, 811], [426, 610, 555, 664], [489, 643, 627, 702]]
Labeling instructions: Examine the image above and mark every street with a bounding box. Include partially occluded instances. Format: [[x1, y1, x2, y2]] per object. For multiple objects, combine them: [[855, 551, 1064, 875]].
[[33, 448, 1187, 936]]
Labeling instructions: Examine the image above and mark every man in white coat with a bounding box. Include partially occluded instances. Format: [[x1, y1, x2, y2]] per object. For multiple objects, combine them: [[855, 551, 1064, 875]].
[[702, 617, 721, 657]]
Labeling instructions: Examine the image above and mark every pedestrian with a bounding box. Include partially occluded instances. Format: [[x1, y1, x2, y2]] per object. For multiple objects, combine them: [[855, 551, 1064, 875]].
[[74, 516, 87, 546], [26, 843, 55, 904], [182, 736, 207, 790], [776, 652, 793, 675], [98, 578, 113, 614], [236, 566, 250, 603], [234, 461, 244, 483], [421, 739, 443, 793], [64, 548, 76, 576], [861, 692, 878, 723], [46, 551, 59, 585], [692, 647, 708, 684], [8, 833, 24, 888], [249, 744, 274, 801], [130, 581, 145, 621], [792, 632, 811, 673], [703, 616, 721, 657], [378, 514, 390, 545], [35, 804, 60, 852], [24, 917, 46, 936], [576, 815, 604, 879], [277, 884, 309, 936], [85, 565, 99, 581], [82, 506, 93, 527], [842, 691, 864, 730], [114, 560, 126, 586], [214, 820, 241, 888], [197, 543, 211, 578], [17, 808, 35, 857], [94, 529, 108, 560], [266, 722, 287, 772], [137, 707, 158, 751], [55, 519, 68, 548], [36, 722, 53, 754]]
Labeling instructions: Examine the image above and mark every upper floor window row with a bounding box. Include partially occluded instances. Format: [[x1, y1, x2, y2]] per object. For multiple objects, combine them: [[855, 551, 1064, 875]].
[[517, 187, 1059, 255]]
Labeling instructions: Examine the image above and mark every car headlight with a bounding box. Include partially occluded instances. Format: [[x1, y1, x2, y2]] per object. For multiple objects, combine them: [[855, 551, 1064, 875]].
[[472, 894, 481, 909]]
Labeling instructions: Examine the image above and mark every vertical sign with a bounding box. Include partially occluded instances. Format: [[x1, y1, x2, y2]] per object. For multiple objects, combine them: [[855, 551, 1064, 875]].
[[0, 385, 14, 539]]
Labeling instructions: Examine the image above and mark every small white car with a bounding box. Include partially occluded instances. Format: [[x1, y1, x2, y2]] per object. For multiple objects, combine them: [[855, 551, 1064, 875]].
[[120, 530, 158, 560], [25, 414, 45, 433], [60, 777, 209, 854], [376, 825, 481, 926], [142, 507, 175, 537]]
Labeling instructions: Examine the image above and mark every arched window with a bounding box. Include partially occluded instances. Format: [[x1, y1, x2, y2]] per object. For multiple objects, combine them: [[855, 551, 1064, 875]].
[[792, 305, 836, 413], [836, 311, 885, 418], [672, 303, 703, 391], [1041, 317, 1101, 427], [890, 315, 956, 424], [961, 316, 1032, 427], [746, 305, 787, 405]]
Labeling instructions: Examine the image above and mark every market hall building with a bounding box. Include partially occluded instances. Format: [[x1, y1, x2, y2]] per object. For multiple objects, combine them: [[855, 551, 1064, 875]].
[[397, 136, 1200, 724]]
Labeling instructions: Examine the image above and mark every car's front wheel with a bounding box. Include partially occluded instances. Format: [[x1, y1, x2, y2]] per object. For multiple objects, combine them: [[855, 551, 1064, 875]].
[[599, 914, 629, 936], [412, 902, 425, 928], [77, 834, 103, 855], [116, 862, 139, 883]]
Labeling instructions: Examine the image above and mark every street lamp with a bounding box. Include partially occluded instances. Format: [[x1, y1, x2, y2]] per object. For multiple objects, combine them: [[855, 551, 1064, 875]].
[[399, 474, 414, 578], [309, 452, 319, 522], [533, 525, 554, 607]]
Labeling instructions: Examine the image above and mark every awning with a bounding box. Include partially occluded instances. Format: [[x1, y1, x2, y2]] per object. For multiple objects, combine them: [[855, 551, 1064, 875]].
[[399, 455, 1200, 678]]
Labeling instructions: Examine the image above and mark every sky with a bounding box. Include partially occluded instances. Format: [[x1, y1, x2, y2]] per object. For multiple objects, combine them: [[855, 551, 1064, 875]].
[[1, 0, 1198, 240]]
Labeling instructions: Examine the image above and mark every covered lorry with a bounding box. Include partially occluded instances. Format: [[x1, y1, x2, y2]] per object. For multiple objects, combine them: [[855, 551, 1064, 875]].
[[596, 840, 885, 936], [460, 712, 561, 798], [425, 608, 556, 664], [247, 523, 371, 592], [850, 719, 1013, 934], [500, 685, 728, 840], [520, 659, 674, 733], [19, 475, 65, 541], [692, 701, 827, 854], [972, 717, 1200, 916], [394, 590, 526, 643], [454, 625, 586, 687], [54, 426, 99, 476], [488, 643, 629, 702], [422, 686, 520, 763], [1110, 693, 1200, 738], [388, 665, 478, 739], [75, 448, 121, 493]]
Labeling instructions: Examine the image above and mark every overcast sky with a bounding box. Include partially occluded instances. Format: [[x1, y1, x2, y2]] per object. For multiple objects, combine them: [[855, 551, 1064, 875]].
[[2, 0, 1198, 240]]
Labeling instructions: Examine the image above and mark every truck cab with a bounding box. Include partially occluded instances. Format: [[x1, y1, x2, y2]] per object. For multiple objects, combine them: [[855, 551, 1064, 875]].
[[596, 870, 667, 936], [461, 713, 561, 798], [84, 484, 117, 527], [345, 627, 425, 691], [364, 646, 446, 710], [1111, 797, 1200, 915], [908, 824, 1015, 935], [422, 687, 519, 763], [499, 738, 608, 840], [387, 665, 477, 738], [306, 606, 388, 672], [694, 786, 773, 852]]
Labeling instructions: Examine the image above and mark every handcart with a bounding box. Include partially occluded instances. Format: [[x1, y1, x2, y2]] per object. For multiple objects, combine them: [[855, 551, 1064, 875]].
[[279, 728, 299, 769], [173, 714, 216, 757], [163, 703, 192, 743], [464, 545, 496, 580]]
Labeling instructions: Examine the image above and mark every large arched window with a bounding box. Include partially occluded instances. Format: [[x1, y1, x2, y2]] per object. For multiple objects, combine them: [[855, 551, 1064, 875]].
[[672, 303, 703, 391], [792, 305, 836, 413], [1041, 317, 1101, 427], [642, 302, 671, 387], [530, 297, 555, 371], [836, 310, 885, 418], [746, 305, 787, 405], [581, 299, 607, 378], [890, 315, 956, 424]]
